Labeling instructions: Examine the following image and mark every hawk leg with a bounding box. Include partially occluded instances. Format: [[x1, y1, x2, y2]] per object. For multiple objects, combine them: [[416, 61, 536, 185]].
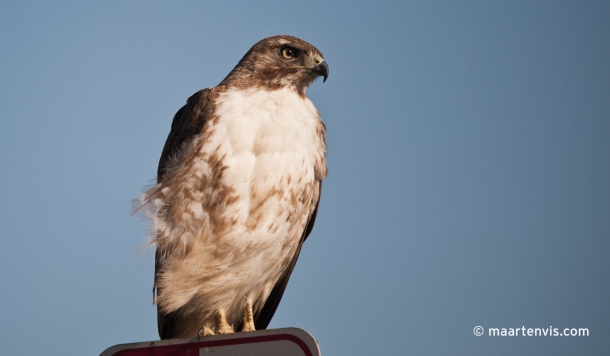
[[241, 300, 256, 332], [215, 309, 234, 334]]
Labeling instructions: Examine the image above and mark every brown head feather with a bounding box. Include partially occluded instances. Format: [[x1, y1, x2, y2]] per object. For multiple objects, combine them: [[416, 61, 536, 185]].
[[219, 35, 327, 96]]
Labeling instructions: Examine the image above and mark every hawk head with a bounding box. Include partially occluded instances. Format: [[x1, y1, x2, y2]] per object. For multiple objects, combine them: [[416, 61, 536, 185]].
[[220, 35, 329, 95]]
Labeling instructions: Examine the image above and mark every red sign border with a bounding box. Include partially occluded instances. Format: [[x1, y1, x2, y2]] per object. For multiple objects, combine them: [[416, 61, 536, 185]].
[[103, 329, 317, 356]]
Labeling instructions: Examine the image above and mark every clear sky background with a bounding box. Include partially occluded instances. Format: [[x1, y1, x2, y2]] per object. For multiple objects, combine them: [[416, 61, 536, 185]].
[[1, 1, 608, 355]]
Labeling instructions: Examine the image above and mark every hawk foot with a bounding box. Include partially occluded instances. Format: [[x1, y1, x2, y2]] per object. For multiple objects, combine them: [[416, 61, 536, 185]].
[[241, 300, 256, 332], [215, 309, 234, 334], [198, 326, 215, 337]]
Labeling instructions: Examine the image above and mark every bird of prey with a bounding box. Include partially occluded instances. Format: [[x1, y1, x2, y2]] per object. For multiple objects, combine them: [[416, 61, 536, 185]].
[[139, 35, 329, 339]]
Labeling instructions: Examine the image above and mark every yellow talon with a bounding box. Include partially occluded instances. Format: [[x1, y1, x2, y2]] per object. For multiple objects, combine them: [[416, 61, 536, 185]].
[[215, 309, 234, 334], [242, 300, 256, 332]]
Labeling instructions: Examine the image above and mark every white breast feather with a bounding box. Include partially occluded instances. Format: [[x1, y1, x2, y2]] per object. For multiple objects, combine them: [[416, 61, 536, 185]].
[[147, 87, 326, 335]]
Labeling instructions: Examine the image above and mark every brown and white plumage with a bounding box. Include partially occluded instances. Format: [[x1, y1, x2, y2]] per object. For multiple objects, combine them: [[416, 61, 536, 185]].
[[139, 35, 329, 339]]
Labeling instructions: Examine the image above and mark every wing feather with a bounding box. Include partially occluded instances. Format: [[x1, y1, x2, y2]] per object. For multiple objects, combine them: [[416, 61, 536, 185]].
[[155, 88, 216, 339], [250, 181, 322, 330]]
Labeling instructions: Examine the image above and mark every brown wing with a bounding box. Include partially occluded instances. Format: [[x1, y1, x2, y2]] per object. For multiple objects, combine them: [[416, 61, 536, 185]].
[[155, 88, 216, 339], [244, 182, 323, 331]]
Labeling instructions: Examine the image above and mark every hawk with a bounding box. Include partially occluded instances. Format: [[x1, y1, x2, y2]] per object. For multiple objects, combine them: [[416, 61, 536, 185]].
[[140, 35, 329, 339]]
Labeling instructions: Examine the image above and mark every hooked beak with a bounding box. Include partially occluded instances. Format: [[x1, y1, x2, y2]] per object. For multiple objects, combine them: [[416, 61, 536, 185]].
[[311, 60, 329, 83]]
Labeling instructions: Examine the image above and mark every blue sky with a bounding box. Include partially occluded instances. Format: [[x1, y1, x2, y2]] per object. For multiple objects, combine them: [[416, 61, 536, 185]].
[[1, 1, 609, 355]]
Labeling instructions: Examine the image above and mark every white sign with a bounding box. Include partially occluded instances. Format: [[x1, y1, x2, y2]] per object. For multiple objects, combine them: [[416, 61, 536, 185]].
[[100, 327, 321, 356]]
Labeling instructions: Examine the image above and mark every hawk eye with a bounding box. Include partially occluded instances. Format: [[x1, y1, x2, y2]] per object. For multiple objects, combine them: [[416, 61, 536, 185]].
[[281, 47, 296, 59]]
